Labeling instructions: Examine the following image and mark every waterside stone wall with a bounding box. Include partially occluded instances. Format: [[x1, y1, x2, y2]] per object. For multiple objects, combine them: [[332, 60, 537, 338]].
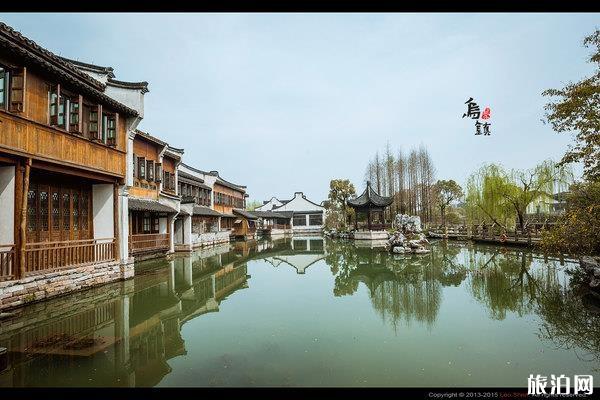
[[0, 260, 134, 312]]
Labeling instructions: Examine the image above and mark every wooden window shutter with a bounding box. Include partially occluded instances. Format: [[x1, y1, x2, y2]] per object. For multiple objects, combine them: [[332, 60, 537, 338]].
[[111, 113, 119, 147], [89, 104, 99, 140], [147, 160, 154, 181], [138, 156, 145, 179], [68, 94, 82, 134], [9, 67, 26, 113], [155, 163, 162, 182], [133, 153, 137, 178], [77, 95, 83, 133], [48, 83, 59, 126], [96, 105, 103, 141]]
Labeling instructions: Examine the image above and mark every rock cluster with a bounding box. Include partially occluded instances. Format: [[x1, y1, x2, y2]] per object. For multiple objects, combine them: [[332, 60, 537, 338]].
[[324, 229, 352, 239], [581, 257, 600, 290], [387, 214, 430, 254]]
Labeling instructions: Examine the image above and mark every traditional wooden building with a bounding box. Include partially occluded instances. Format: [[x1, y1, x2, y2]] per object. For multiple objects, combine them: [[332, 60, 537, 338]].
[[212, 173, 248, 230], [0, 22, 147, 308], [175, 163, 233, 248], [231, 209, 258, 240], [128, 130, 182, 259]]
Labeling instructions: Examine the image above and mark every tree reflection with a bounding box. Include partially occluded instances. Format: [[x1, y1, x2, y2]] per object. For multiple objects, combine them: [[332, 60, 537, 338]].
[[324, 238, 600, 366], [325, 239, 469, 330], [537, 271, 600, 364]]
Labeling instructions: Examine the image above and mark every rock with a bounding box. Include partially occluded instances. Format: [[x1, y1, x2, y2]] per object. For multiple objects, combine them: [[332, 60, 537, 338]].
[[414, 247, 431, 254], [393, 246, 405, 254], [594, 268, 600, 278], [590, 278, 600, 289], [408, 240, 421, 249]]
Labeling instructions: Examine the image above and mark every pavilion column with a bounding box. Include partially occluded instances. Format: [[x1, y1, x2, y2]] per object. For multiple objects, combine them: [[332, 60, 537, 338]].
[[367, 209, 372, 231]]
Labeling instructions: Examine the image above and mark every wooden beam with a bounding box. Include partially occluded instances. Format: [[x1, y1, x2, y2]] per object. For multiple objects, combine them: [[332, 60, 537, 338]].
[[18, 158, 31, 279]]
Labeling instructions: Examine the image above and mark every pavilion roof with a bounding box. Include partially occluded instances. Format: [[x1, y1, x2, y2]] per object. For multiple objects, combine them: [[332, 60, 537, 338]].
[[347, 181, 393, 208]]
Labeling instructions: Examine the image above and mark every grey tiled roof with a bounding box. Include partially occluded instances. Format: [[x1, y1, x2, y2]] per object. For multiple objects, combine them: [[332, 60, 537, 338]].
[[128, 197, 178, 213], [347, 181, 393, 208], [252, 211, 292, 219], [0, 22, 138, 116], [193, 205, 223, 217], [233, 209, 258, 220]]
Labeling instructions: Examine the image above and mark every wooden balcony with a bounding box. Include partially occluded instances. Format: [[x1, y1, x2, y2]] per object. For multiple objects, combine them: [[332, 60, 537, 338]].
[[24, 238, 116, 276], [0, 245, 15, 281], [129, 233, 170, 255], [0, 111, 125, 178]]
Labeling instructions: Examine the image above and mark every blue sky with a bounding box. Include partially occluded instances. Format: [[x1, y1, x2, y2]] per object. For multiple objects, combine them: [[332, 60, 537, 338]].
[[1, 13, 597, 202]]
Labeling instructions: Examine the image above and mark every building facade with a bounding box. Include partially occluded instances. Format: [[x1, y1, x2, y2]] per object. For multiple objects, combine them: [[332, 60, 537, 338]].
[[128, 130, 183, 259], [0, 22, 146, 309], [269, 192, 325, 234], [175, 163, 232, 249]]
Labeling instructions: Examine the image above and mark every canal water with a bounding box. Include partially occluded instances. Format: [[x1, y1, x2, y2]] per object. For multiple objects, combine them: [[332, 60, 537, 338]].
[[0, 237, 598, 387]]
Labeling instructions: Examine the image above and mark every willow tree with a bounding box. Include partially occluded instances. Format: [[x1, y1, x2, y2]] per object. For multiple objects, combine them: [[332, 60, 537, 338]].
[[465, 160, 573, 230]]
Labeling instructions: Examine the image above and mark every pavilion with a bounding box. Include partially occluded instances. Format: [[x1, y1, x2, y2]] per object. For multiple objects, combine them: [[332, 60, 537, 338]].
[[347, 181, 394, 240]]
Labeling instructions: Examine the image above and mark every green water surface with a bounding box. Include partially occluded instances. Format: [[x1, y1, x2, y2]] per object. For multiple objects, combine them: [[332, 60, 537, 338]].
[[0, 237, 598, 387]]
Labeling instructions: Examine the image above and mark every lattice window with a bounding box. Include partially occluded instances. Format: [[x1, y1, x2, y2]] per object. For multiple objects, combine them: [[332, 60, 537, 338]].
[[62, 193, 70, 230], [27, 187, 37, 232]]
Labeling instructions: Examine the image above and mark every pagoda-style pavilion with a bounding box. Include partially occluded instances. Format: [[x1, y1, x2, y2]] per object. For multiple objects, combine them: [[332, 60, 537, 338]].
[[347, 181, 394, 240]]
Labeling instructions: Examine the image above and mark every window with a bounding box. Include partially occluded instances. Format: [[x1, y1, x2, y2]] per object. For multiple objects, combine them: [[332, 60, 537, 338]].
[[9, 67, 25, 113], [143, 214, 151, 233], [103, 112, 117, 146], [147, 160, 154, 181], [69, 97, 81, 133], [293, 215, 307, 226], [138, 157, 146, 179], [309, 214, 323, 226], [89, 108, 99, 139], [0, 67, 8, 110], [155, 163, 162, 182]]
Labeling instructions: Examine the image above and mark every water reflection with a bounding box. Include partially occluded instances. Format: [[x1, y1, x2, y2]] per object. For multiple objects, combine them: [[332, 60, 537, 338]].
[[0, 236, 598, 387]]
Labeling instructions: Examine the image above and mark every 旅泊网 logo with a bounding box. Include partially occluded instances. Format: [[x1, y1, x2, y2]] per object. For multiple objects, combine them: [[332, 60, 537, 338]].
[[527, 373, 593, 395]]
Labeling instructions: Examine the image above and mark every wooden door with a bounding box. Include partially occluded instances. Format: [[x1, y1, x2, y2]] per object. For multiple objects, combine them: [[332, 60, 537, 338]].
[[27, 178, 93, 243]]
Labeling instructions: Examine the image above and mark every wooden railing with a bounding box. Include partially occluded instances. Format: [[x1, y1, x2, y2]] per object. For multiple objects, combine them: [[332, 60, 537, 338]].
[[0, 245, 15, 281], [427, 225, 543, 245], [129, 233, 170, 254], [25, 238, 116, 276]]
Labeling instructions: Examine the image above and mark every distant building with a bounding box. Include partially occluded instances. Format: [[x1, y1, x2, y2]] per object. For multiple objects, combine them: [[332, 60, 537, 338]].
[[258, 192, 325, 234], [255, 197, 285, 211]]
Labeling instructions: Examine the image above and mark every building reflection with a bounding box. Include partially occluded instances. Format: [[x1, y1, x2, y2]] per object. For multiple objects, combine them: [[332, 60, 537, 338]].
[[237, 236, 327, 275], [0, 244, 250, 387]]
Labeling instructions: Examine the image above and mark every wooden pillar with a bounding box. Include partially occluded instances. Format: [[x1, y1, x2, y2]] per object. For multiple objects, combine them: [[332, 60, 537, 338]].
[[13, 159, 22, 279], [18, 158, 31, 279], [367, 209, 372, 231], [354, 209, 358, 231], [113, 182, 120, 261]]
